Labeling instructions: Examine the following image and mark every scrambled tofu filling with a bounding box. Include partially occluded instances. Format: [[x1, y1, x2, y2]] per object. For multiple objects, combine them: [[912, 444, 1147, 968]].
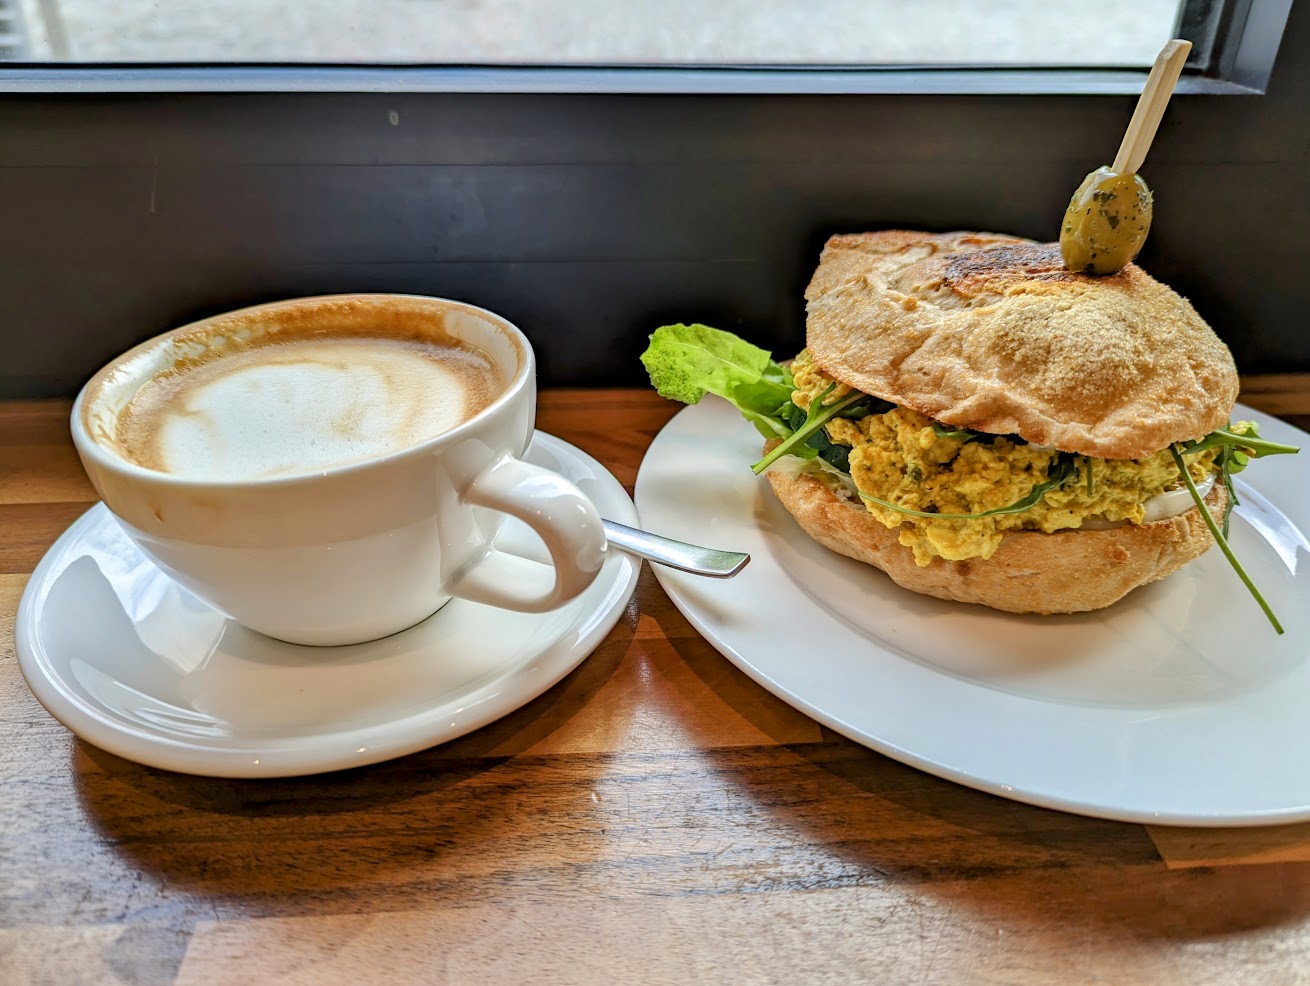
[[790, 351, 1220, 566]]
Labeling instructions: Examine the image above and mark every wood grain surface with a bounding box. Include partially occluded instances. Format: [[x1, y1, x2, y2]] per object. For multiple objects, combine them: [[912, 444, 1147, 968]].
[[3, 384, 1310, 986]]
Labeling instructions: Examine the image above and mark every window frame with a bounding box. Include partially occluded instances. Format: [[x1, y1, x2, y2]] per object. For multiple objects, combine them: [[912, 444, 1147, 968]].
[[0, 0, 1305, 398], [0, 0, 1292, 96]]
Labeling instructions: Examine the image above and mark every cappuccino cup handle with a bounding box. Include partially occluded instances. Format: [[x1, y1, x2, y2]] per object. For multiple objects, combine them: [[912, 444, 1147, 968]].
[[448, 453, 607, 612]]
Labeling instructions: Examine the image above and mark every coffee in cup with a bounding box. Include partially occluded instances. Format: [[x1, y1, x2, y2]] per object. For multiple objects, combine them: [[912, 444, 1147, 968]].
[[73, 295, 606, 646], [110, 328, 503, 481]]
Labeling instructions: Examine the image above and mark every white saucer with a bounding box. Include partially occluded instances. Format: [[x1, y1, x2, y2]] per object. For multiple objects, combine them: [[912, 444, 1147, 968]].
[[16, 432, 640, 778], [636, 399, 1310, 826]]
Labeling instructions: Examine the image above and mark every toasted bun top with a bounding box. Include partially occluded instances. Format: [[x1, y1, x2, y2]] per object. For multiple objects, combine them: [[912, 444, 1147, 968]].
[[803, 230, 1239, 459]]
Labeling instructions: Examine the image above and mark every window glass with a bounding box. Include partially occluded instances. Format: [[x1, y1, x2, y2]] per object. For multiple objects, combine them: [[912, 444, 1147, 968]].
[[13, 0, 1182, 66]]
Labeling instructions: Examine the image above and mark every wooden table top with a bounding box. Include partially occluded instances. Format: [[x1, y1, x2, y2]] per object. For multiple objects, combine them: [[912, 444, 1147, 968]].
[[4, 381, 1310, 985]]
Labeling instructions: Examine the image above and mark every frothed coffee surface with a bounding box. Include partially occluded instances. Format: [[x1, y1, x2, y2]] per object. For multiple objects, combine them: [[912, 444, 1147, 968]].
[[116, 335, 502, 480]]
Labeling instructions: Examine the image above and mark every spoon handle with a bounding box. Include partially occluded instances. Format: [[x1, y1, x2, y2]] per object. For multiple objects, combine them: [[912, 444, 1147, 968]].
[[601, 519, 750, 578]]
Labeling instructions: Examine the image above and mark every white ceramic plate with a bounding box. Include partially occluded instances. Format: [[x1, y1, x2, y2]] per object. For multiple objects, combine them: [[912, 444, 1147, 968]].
[[636, 399, 1310, 826], [16, 432, 640, 778]]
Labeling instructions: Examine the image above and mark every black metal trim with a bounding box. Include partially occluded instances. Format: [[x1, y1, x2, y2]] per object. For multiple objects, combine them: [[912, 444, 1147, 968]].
[[1223, 0, 1295, 89], [0, 63, 1264, 96]]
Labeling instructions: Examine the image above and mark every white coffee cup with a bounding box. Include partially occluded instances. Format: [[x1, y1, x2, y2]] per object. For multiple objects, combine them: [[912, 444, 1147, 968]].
[[71, 294, 607, 646]]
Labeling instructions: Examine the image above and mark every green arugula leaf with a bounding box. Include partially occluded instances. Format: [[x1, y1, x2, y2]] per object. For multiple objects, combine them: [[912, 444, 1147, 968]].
[[1169, 444, 1283, 634], [929, 421, 1026, 446], [1176, 422, 1299, 539], [784, 401, 856, 471], [931, 422, 976, 441], [1218, 446, 1239, 538], [857, 455, 1077, 520], [808, 428, 853, 471], [1177, 424, 1299, 463], [837, 395, 894, 419], [752, 385, 869, 475]]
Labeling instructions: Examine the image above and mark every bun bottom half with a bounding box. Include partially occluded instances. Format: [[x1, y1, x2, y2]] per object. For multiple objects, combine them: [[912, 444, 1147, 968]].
[[765, 462, 1226, 615]]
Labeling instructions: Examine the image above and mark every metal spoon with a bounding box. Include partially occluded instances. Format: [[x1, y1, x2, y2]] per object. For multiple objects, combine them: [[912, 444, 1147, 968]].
[[602, 519, 749, 578]]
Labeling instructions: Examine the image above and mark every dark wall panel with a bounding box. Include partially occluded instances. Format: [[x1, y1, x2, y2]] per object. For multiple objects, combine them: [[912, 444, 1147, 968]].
[[1, 6, 1308, 397]]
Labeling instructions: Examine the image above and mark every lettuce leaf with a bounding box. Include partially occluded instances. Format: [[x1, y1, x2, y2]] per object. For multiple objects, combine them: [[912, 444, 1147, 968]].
[[640, 323, 796, 439]]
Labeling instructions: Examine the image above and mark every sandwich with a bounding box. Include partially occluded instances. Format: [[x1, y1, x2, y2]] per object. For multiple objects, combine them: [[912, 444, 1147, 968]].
[[642, 230, 1299, 630]]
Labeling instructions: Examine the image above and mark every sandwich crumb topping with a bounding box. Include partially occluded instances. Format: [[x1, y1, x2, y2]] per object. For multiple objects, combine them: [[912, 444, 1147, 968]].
[[804, 231, 1240, 459]]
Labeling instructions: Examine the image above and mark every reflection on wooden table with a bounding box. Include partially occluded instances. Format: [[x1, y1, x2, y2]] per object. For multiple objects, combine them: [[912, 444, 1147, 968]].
[[3, 383, 1310, 984]]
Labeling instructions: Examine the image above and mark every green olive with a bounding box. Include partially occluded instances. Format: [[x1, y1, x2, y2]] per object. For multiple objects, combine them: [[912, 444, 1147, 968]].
[[1059, 165, 1154, 275]]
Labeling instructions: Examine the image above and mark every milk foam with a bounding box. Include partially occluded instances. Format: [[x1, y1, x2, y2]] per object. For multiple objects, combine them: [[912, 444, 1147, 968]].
[[117, 337, 499, 480]]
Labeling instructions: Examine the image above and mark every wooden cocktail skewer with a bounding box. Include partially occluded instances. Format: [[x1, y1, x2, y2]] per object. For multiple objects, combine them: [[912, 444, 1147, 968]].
[[1060, 38, 1193, 275], [1112, 38, 1193, 175]]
